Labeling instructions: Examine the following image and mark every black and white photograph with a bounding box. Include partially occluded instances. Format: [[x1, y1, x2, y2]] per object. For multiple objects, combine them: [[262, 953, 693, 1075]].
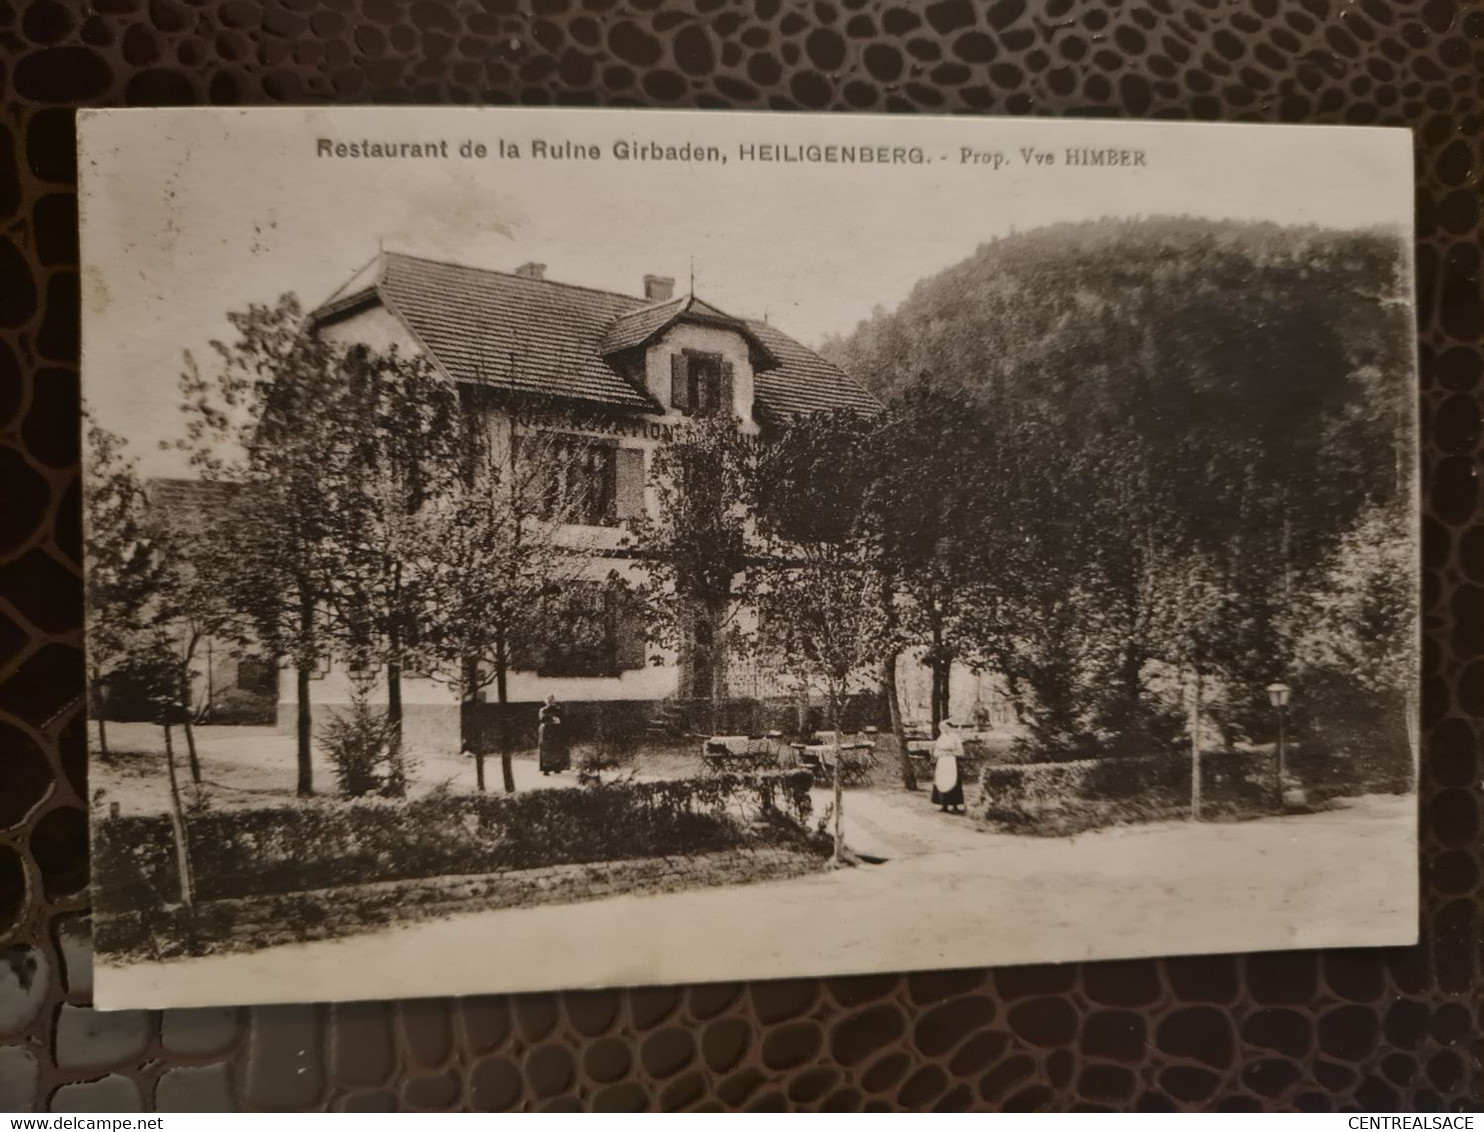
[[79, 108, 1418, 1009]]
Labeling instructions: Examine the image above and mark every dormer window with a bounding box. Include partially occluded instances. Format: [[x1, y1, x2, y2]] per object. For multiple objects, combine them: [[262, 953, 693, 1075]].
[[670, 351, 733, 418]]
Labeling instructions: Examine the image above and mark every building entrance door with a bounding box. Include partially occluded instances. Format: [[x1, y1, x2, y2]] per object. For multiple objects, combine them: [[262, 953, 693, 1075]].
[[684, 612, 714, 701]]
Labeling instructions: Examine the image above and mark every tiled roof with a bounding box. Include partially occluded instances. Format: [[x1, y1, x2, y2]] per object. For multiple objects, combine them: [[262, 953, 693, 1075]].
[[375, 253, 655, 410], [747, 320, 881, 419], [600, 295, 761, 358], [599, 297, 690, 354], [312, 252, 880, 419]]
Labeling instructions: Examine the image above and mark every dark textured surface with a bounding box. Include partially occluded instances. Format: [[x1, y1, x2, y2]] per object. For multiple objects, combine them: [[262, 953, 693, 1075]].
[[1, 0, 1480, 1113]]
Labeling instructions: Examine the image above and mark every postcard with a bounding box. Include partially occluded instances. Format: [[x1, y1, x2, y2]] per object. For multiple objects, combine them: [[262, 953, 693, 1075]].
[[79, 107, 1418, 1008]]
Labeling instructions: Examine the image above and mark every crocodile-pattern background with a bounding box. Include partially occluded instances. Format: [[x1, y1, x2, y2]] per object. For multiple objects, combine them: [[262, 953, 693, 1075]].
[[1, 0, 1480, 1113]]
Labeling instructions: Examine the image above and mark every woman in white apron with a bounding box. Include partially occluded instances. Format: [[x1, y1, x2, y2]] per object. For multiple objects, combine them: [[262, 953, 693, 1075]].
[[931, 719, 966, 814]]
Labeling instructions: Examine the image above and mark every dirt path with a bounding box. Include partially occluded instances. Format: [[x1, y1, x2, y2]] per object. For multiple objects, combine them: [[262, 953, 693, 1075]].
[[97, 794, 1416, 1009], [827, 786, 994, 859]]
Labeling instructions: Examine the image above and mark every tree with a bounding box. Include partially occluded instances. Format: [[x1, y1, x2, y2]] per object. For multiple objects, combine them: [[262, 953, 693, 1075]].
[[866, 381, 998, 743], [1291, 499, 1418, 770], [754, 411, 887, 863], [631, 415, 758, 733], [106, 633, 199, 903], [1295, 501, 1415, 698], [173, 294, 347, 796], [146, 487, 253, 784], [83, 420, 166, 759], [316, 343, 464, 777], [419, 406, 600, 793]]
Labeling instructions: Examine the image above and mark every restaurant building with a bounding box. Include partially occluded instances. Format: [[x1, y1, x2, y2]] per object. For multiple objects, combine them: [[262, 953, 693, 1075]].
[[298, 250, 881, 749]]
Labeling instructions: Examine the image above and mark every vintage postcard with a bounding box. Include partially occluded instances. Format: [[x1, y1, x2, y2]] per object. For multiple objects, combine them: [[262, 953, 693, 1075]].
[[79, 107, 1418, 1009]]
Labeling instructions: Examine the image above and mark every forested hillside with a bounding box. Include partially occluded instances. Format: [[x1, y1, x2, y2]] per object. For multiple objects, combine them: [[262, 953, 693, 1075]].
[[819, 217, 1416, 763]]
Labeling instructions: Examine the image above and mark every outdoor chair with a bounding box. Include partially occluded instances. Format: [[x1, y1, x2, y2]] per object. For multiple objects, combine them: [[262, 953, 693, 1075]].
[[789, 731, 879, 787], [700, 732, 783, 775]]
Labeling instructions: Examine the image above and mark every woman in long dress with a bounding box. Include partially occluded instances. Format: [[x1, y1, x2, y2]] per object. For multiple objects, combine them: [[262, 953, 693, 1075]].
[[931, 719, 966, 814], [537, 695, 569, 775]]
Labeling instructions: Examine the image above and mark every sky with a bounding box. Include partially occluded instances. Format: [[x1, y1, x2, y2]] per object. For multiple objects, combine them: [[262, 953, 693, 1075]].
[[79, 107, 1413, 477]]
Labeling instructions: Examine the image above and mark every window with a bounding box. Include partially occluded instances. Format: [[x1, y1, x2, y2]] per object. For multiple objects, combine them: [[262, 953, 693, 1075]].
[[236, 656, 279, 696], [544, 435, 617, 526], [540, 434, 646, 527], [526, 585, 649, 678], [670, 351, 734, 417]]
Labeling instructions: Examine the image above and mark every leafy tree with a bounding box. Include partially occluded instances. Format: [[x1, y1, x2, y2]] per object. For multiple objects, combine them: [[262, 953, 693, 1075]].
[[145, 486, 253, 784], [631, 415, 758, 733], [1295, 502, 1415, 697], [173, 294, 347, 795], [1291, 499, 1418, 770], [866, 381, 997, 741], [754, 411, 887, 862], [109, 633, 200, 902], [316, 344, 464, 779], [83, 420, 166, 759]]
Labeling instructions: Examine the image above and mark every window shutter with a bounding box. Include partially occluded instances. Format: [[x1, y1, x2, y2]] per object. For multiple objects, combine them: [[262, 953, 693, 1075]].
[[615, 447, 645, 521], [615, 593, 648, 671], [719, 360, 735, 419], [509, 431, 528, 505], [522, 431, 560, 518], [670, 353, 690, 413], [597, 442, 618, 524]]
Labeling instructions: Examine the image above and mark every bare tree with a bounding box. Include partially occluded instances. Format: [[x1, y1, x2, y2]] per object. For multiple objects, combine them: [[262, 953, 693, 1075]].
[[419, 406, 600, 792]]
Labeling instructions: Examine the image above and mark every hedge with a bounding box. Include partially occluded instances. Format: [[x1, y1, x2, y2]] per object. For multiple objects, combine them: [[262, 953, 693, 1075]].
[[983, 753, 1187, 822], [93, 770, 814, 913], [980, 745, 1411, 829]]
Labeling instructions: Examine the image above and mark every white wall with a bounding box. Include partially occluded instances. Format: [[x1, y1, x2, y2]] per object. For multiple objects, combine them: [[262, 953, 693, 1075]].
[[315, 301, 424, 355], [296, 666, 460, 707], [643, 322, 759, 431], [282, 556, 680, 724]]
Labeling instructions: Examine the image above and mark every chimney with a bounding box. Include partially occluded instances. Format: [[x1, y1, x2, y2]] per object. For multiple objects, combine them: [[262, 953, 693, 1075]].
[[644, 274, 675, 302], [514, 262, 546, 280]]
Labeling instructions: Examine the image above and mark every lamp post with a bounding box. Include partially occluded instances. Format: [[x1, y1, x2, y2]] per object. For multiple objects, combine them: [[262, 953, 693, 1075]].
[[1266, 682, 1292, 812]]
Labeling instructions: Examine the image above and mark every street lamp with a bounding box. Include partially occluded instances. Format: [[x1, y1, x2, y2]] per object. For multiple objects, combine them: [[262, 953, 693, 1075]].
[[1266, 682, 1292, 812]]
